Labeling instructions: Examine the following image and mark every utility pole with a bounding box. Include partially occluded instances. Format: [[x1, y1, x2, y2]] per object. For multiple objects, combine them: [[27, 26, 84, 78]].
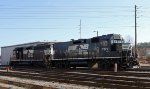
[[79, 19, 82, 39], [135, 5, 137, 58], [93, 31, 98, 37]]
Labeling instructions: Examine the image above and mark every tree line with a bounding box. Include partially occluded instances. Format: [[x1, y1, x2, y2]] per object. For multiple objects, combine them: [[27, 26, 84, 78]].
[[137, 42, 150, 48]]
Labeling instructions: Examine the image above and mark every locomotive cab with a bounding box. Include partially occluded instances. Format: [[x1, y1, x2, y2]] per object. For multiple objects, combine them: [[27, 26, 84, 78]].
[[110, 34, 123, 52], [109, 34, 138, 68]]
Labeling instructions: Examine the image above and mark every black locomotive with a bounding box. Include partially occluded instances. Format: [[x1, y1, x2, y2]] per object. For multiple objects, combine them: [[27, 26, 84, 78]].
[[10, 34, 139, 70]]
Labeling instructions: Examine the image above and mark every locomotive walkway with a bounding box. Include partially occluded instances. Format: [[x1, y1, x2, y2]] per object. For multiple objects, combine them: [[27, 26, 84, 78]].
[[0, 68, 150, 89]]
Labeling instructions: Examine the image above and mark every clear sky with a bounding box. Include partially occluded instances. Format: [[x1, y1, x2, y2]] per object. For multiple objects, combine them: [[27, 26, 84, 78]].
[[0, 0, 150, 48]]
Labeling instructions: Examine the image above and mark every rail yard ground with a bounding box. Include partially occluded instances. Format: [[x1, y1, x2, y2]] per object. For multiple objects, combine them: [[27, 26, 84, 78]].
[[0, 67, 150, 89]]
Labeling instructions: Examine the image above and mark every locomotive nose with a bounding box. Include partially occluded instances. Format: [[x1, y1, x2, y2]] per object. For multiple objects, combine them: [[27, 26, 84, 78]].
[[122, 43, 131, 51]]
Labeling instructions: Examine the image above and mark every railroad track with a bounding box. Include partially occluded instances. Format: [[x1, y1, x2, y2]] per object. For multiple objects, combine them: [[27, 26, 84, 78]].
[[0, 68, 150, 89], [127, 68, 150, 72]]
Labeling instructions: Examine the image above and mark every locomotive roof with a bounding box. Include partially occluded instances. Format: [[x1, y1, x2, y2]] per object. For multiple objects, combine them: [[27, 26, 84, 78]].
[[68, 34, 122, 43], [92, 34, 122, 40], [3, 34, 122, 49]]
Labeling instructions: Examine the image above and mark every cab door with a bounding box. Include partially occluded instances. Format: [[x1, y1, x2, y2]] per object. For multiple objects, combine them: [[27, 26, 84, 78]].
[[111, 43, 117, 51]]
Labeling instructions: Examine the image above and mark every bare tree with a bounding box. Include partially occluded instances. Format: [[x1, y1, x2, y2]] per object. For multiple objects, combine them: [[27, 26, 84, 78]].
[[125, 35, 134, 44]]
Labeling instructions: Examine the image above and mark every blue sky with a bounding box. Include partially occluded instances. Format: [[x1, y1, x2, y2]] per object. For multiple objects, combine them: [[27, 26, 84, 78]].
[[0, 0, 150, 48]]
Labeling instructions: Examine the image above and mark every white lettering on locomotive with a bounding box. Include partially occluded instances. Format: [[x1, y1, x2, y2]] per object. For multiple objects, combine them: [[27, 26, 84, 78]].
[[80, 44, 89, 50], [68, 44, 89, 51], [102, 48, 109, 51]]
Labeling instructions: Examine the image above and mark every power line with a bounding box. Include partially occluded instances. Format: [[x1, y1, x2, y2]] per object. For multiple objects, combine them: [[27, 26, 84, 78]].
[[0, 10, 133, 12], [0, 15, 134, 19], [0, 28, 75, 29], [0, 18, 72, 19], [0, 15, 133, 17], [0, 6, 132, 8], [0, 10, 133, 14], [0, 7, 132, 9]]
